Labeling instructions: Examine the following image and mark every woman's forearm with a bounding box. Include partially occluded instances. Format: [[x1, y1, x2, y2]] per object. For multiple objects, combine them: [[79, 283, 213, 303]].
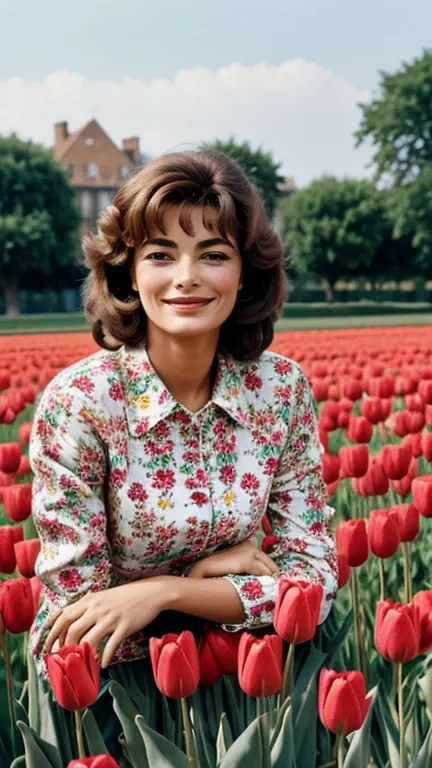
[[151, 575, 246, 625]]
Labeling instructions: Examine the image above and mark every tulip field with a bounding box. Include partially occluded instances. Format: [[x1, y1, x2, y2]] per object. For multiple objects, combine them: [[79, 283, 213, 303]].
[[1, 326, 432, 767]]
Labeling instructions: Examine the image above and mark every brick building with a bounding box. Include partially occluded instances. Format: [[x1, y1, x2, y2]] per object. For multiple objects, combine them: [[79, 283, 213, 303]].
[[53, 119, 143, 237]]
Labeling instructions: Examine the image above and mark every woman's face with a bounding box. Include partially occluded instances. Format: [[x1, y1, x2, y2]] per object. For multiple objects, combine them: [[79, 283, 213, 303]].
[[132, 205, 243, 343]]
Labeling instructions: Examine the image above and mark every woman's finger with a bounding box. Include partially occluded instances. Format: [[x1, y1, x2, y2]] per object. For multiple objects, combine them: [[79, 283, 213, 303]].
[[249, 561, 274, 577], [255, 551, 280, 575], [63, 612, 97, 647], [80, 619, 113, 650], [44, 604, 87, 653], [100, 627, 125, 669]]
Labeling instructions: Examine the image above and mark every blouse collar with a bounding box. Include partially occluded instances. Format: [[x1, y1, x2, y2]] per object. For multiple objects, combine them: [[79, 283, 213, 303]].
[[120, 344, 251, 437]]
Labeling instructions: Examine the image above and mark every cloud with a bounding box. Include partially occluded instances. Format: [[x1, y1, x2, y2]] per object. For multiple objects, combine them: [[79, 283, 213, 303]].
[[0, 60, 372, 185]]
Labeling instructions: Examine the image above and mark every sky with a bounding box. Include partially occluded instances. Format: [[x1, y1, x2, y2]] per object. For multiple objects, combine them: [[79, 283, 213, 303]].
[[0, 0, 431, 185]]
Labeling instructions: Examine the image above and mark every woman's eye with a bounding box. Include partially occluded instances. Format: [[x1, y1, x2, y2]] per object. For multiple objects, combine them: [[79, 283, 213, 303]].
[[203, 252, 229, 261], [145, 252, 170, 261]]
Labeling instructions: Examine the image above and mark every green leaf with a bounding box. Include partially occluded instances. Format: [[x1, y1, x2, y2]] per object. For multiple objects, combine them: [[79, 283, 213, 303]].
[[109, 681, 149, 768], [270, 700, 295, 768], [82, 708, 109, 756], [374, 693, 400, 768], [217, 712, 234, 764], [16, 721, 63, 768], [135, 713, 189, 768], [418, 667, 432, 716], [293, 671, 318, 764], [344, 686, 377, 768], [413, 722, 432, 768], [9, 758, 26, 768], [217, 714, 268, 768]]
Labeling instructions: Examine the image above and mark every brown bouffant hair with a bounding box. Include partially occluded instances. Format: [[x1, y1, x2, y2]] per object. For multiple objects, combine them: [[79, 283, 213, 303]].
[[82, 149, 287, 362]]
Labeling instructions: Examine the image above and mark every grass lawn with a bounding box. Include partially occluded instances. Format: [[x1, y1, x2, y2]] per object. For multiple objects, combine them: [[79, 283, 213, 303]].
[[1, 307, 432, 334]]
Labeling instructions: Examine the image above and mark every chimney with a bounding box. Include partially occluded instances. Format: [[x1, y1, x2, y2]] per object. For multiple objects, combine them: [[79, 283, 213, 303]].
[[122, 136, 140, 166], [54, 121, 68, 150]]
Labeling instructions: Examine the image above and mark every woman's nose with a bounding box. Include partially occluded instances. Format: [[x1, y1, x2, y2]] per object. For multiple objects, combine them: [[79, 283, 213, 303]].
[[173, 258, 200, 288]]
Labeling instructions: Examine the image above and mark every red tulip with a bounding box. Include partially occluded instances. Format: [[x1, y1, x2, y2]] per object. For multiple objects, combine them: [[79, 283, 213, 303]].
[[319, 402, 340, 432], [405, 393, 425, 412], [418, 380, 432, 404], [380, 443, 412, 480], [318, 668, 370, 735], [392, 504, 420, 542], [412, 474, 432, 518], [198, 628, 242, 685], [341, 378, 363, 402], [0, 577, 36, 633], [14, 538, 41, 578], [46, 642, 100, 711], [403, 432, 422, 458], [368, 509, 400, 559], [337, 553, 350, 589], [67, 757, 120, 768], [374, 599, 420, 662], [0, 470, 14, 503], [0, 525, 24, 573], [0, 443, 21, 474], [18, 422, 33, 449], [322, 452, 340, 484], [421, 431, 432, 461], [356, 459, 389, 496], [336, 519, 369, 567], [150, 630, 200, 698], [393, 411, 425, 437], [30, 576, 43, 612], [339, 444, 369, 478], [238, 633, 282, 697], [412, 591, 432, 654], [360, 397, 392, 425], [311, 379, 329, 402], [274, 579, 323, 644], [2, 484, 32, 522], [16, 455, 31, 476], [366, 376, 395, 399], [346, 416, 373, 444], [326, 478, 340, 498]]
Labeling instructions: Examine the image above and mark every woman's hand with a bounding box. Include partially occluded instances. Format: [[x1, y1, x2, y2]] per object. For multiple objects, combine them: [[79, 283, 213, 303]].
[[44, 579, 165, 668], [188, 539, 280, 579]]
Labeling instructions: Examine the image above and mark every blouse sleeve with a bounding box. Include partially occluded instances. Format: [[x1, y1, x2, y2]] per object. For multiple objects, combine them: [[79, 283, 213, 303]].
[[28, 379, 111, 666], [221, 365, 338, 632]]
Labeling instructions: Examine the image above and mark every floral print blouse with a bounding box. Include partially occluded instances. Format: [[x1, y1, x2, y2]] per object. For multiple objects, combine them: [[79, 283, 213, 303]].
[[29, 343, 338, 676]]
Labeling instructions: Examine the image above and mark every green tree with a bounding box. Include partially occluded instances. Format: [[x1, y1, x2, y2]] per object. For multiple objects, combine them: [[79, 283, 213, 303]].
[[0, 135, 80, 315], [356, 49, 432, 259], [202, 138, 284, 218], [281, 177, 390, 301]]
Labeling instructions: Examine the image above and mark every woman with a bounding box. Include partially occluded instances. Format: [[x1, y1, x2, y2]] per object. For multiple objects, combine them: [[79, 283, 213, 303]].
[[29, 149, 337, 755]]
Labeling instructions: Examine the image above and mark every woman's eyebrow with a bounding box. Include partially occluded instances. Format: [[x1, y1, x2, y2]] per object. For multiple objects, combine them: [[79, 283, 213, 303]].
[[144, 236, 235, 249], [197, 237, 234, 249]]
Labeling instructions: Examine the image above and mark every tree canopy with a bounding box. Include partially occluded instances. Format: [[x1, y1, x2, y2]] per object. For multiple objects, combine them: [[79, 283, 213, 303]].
[[281, 177, 393, 300], [0, 135, 80, 315], [202, 137, 283, 219], [356, 49, 432, 260]]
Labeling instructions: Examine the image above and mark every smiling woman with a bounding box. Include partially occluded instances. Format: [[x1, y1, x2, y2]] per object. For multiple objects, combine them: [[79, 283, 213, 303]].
[[28, 149, 337, 762]]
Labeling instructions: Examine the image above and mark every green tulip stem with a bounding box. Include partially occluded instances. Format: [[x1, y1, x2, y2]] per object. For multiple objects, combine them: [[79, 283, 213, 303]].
[[180, 697, 198, 768], [402, 542, 413, 603], [397, 662, 405, 768], [281, 642, 295, 702], [349, 567, 367, 682], [336, 728, 345, 767], [257, 699, 271, 768], [74, 710, 86, 759], [378, 557, 385, 601], [0, 632, 17, 759]]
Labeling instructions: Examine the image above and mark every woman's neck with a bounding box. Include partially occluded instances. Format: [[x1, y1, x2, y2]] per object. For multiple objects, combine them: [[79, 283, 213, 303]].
[[145, 331, 219, 412]]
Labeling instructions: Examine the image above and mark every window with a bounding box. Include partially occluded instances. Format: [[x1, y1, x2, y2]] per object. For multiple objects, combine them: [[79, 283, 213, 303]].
[[98, 190, 112, 212], [119, 165, 130, 180], [85, 137, 95, 147], [87, 163, 99, 179], [80, 190, 94, 219]]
